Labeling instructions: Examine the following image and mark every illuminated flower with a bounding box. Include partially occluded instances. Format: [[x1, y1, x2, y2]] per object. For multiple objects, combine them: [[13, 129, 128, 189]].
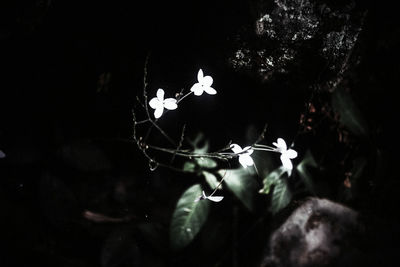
[[195, 190, 224, 202], [230, 144, 254, 168], [190, 69, 217, 96], [149, 88, 178, 118], [273, 138, 298, 170]]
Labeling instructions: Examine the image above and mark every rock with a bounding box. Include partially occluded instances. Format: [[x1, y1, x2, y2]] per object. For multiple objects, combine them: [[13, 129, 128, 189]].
[[228, 0, 366, 86], [261, 197, 363, 267]]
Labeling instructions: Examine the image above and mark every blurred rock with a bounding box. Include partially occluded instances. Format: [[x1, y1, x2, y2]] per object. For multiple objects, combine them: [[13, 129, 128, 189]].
[[261, 197, 363, 267]]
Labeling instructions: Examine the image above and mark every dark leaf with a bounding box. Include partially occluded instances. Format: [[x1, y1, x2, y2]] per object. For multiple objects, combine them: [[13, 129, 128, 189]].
[[332, 87, 369, 137], [170, 184, 210, 251], [202, 171, 221, 190], [219, 168, 258, 211], [296, 150, 317, 194]]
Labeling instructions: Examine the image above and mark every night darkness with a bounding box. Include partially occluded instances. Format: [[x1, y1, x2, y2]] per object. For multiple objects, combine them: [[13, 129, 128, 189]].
[[1, 0, 399, 266]]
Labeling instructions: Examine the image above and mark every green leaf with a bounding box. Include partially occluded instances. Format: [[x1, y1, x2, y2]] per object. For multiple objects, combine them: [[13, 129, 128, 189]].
[[218, 168, 258, 211], [195, 157, 217, 169], [183, 161, 196, 173], [259, 167, 286, 194], [188, 133, 209, 154], [170, 184, 210, 251], [202, 171, 221, 190], [252, 151, 275, 178], [296, 150, 317, 194], [259, 167, 292, 214], [270, 178, 291, 214], [332, 87, 369, 137]]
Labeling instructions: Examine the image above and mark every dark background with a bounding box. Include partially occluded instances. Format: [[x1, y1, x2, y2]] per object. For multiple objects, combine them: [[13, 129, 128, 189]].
[[1, 0, 399, 266]]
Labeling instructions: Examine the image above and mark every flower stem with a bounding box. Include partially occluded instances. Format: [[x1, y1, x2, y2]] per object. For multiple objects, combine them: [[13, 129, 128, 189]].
[[177, 91, 193, 104]]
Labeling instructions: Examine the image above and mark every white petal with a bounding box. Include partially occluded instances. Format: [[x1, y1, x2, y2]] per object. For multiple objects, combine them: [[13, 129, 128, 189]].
[[163, 98, 178, 110], [0, 150, 5, 158], [276, 138, 287, 150], [201, 76, 213, 87], [156, 88, 164, 101], [285, 149, 298, 159], [197, 69, 204, 81], [243, 146, 254, 155], [207, 196, 224, 202], [280, 155, 293, 170], [154, 107, 164, 119], [204, 86, 217, 95], [230, 144, 243, 154], [149, 97, 160, 109], [190, 83, 204, 96], [239, 154, 254, 167]]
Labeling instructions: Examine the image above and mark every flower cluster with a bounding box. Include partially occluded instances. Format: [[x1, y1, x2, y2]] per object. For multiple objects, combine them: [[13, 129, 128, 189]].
[[138, 67, 300, 203], [148, 69, 216, 119], [230, 138, 297, 173]]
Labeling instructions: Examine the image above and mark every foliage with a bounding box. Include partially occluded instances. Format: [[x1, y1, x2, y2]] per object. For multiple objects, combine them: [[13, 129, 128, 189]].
[[260, 167, 292, 214], [218, 168, 259, 212], [332, 87, 369, 137], [170, 184, 210, 251]]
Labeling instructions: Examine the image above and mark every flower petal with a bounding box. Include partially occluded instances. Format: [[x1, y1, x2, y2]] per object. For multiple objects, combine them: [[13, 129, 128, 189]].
[[197, 69, 204, 82], [149, 97, 160, 109], [243, 146, 254, 155], [239, 154, 254, 167], [0, 150, 5, 158], [207, 196, 224, 202], [280, 155, 293, 170], [156, 88, 164, 101], [230, 144, 243, 154], [154, 106, 164, 119], [201, 76, 213, 87], [285, 149, 298, 159], [163, 98, 178, 110], [276, 138, 287, 150], [204, 86, 217, 95], [190, 83, 204, 96]]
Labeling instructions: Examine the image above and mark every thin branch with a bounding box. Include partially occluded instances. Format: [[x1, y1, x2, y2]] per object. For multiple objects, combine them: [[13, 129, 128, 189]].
[[149, 121, 177, 146], [147, 144, 236, 159], [133, 109, 189, 173], [254, 123, 268, 145], [170, 124, 186, 164], [176, 91, 193, 104]]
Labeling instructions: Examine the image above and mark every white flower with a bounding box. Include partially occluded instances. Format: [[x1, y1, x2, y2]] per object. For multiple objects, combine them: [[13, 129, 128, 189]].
[[273, 138, 298, 170], [0, 150, 5, 159], [195, 190, 224, 202], [190, 69, 217, 96], [230, 144, 254, 168], [148, 88, 178, 118]]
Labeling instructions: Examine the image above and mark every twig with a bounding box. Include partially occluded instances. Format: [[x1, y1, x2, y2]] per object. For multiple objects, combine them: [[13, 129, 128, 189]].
[[177, 91, 193, 104], [253, 123, 268, 145], [170, 124, 186, 164]]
